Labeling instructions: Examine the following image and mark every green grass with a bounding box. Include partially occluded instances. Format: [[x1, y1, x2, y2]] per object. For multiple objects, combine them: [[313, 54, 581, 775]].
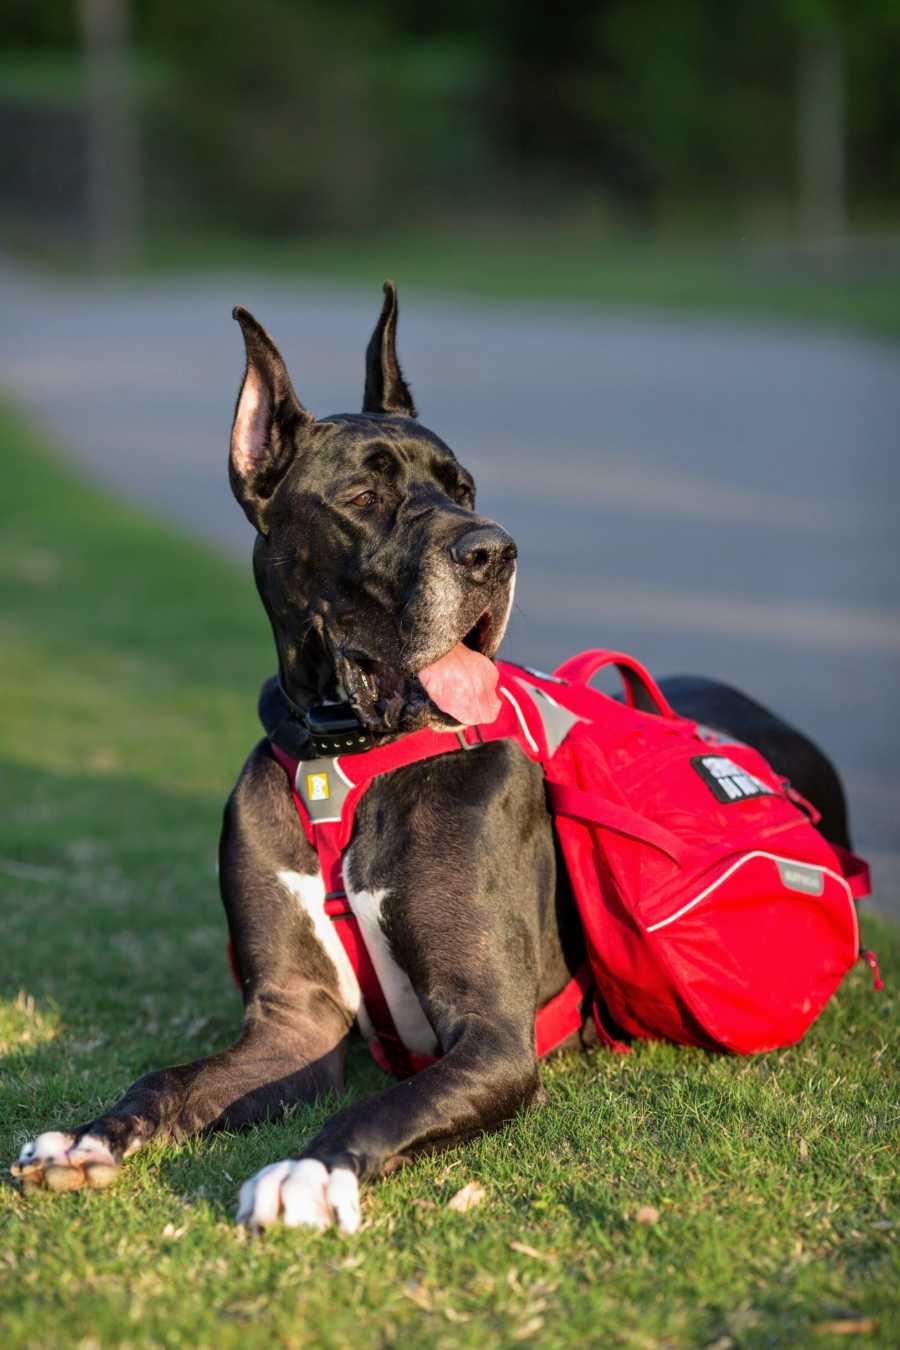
[[0, 400, 897, 1348], [140, 228, 900, 343]]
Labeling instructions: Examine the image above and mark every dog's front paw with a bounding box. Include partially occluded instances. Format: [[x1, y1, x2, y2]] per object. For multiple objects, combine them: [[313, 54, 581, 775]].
[[11, 1131, 120, 1194], [236, 1158, 360, 1235]]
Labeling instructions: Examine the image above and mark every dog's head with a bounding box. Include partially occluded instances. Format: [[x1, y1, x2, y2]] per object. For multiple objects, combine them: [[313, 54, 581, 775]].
[[229, 283, 517, 735]]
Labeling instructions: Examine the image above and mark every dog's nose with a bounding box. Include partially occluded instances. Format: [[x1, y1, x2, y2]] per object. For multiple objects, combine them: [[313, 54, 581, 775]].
[[449, 525, 517, 586]]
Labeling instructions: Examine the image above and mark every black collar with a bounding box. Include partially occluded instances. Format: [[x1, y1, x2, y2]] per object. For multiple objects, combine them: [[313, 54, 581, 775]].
[[258, 676, 376, 760]]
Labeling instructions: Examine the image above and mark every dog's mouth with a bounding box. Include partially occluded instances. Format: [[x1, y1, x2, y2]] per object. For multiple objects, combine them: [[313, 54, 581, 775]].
[[455, 607, 498, 660], [335, 601, 506, 734], [415, 608, 503, 725]]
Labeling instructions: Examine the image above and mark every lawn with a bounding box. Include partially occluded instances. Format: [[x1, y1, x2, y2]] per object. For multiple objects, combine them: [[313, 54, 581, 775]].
[[0, 400, 897, 1348]]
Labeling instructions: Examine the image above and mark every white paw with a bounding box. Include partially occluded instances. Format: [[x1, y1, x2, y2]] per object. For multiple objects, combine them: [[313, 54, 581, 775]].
[[15, 1130, 74, 1169], [11, 1130, 119, 1192], [236, 1158, 360, 1235]]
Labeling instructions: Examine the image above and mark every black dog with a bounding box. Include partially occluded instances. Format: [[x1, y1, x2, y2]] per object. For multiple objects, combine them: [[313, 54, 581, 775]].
[[12, 285, 852, 1231]]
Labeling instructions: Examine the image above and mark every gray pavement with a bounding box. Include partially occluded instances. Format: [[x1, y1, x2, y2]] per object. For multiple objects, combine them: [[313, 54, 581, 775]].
[[3, 264, 899, 914]]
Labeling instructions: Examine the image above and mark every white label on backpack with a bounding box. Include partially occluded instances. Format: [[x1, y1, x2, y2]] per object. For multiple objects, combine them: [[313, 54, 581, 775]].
[[692, 755, 777, 804], [776, 860, 824, 895]]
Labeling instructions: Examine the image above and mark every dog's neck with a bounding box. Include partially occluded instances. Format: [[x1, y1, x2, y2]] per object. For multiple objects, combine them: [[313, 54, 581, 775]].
[[268, 614, 457, 751], [275, 627, 344, 715], [260, 631, 370, 760]]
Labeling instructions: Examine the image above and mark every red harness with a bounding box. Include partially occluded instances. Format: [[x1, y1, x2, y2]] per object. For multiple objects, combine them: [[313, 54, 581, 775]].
[[265, 665, 593, 1078]]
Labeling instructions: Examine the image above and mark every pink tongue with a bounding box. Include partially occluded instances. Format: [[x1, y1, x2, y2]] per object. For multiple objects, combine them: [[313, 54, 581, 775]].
[[417, 642, 501, 726]]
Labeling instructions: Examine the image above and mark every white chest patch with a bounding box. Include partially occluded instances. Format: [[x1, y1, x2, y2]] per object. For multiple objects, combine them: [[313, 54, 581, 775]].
[[344, 881, 439, 1057], [277, 869, 372, 1036]]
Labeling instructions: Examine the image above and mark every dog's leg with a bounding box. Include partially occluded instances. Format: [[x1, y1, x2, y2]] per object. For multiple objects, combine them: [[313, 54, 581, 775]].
[[12, 745, 354, 1194], [237, 746, 550, 1233], [236, 1012, 540, 1233]]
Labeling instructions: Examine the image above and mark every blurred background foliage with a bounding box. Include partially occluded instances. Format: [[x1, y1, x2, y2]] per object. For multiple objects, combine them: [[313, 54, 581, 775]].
[[1, 0, 899, 269]]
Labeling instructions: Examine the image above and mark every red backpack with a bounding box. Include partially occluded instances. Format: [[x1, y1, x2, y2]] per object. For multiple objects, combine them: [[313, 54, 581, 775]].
[[245, 649, 876, 1073], [531, 650, 875, 1054]]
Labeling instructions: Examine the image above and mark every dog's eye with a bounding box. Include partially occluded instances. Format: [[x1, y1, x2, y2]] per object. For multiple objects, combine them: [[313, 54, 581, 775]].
[[349, 490, 377, 509], [455, 485, 475, 507]]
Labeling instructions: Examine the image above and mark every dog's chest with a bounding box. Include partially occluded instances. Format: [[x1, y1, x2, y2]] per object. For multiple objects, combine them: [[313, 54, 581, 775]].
[[344, 877, 438, 1056], [280, 864, 438, 1057]]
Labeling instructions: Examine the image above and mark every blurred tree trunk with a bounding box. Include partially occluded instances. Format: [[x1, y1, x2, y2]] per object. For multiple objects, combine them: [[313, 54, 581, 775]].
[[796, 23, 847, 240], [79, 0, 140, 267]]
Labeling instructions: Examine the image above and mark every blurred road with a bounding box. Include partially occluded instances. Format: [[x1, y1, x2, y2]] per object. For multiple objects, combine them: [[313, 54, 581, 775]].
[[4, 264, 899, 912]]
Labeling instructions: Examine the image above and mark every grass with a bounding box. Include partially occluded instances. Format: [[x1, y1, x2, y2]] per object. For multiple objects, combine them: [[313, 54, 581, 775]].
[[141, 228, 900, 343], [0, 399, 897, 1348]]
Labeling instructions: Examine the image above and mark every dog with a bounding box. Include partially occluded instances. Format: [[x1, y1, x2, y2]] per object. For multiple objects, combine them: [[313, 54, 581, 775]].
[[12, 283, 853, 1232]]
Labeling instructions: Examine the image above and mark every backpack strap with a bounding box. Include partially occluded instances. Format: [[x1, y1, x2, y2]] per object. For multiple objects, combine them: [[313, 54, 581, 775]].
[[534, 963, 592, 1055], [329, 682, 541, 835], [831, 844, 871, 900], [554, 648, 676, 718], [546, 780, 692, 867]]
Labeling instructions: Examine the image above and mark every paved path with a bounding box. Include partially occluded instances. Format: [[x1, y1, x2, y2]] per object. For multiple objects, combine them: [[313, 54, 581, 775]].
[[4, 264, 899, 912]]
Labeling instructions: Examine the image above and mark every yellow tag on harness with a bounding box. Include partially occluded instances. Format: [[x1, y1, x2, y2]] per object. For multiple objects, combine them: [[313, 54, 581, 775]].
[[306, 772, 331, 801]]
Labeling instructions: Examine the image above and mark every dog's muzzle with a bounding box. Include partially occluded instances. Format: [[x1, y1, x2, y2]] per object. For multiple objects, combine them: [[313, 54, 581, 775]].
[[449, 525, 518, 589]]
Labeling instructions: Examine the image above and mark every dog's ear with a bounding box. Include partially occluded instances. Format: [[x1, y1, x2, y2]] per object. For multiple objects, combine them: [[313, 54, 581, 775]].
[[362, 281, 417, 418], [230, 306, 313, 530]]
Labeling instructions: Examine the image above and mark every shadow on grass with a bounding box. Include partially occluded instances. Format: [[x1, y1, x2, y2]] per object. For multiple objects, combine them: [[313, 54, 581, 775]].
[[151, 1042, 390, 1220], [1, 753, 390, 1209]]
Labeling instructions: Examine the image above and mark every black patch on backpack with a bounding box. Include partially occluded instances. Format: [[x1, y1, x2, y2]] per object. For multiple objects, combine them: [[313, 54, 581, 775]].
[[692, 755, 777, 804]]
